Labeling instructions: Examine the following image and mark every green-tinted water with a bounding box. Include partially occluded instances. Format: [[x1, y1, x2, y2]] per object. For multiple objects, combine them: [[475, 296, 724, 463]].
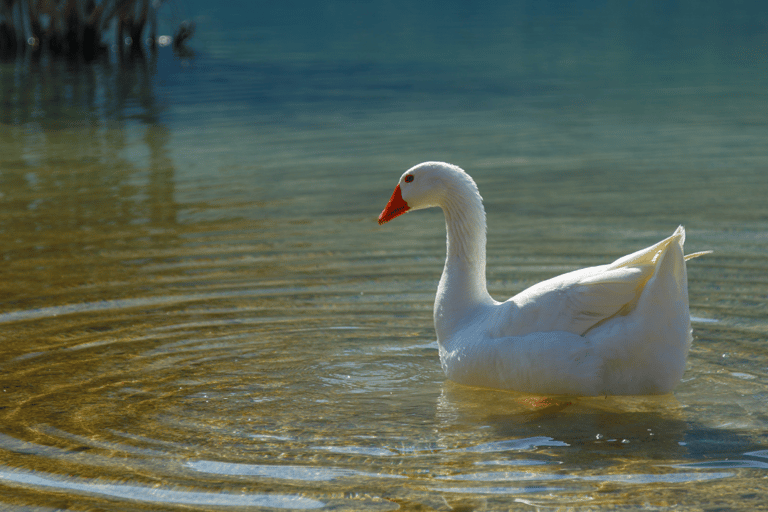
[[1, 3, 768, 509]]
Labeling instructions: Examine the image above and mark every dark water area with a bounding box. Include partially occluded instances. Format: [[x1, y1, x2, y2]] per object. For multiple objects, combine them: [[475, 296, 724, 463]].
[[1, 1, 768, 510]]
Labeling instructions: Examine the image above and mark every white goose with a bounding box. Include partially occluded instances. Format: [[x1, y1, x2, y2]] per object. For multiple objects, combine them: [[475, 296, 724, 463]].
[[378, 162, 708, 396]]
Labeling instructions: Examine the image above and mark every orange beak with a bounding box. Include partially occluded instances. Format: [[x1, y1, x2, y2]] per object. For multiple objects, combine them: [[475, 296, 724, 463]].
[[378, 184, 410, 225]]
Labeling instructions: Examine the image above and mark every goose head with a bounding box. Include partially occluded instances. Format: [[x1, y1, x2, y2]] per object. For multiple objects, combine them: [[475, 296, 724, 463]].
[[378, 162, 478, 224]]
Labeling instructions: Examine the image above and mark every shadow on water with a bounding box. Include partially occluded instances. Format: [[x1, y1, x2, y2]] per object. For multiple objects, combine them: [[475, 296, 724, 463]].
[[437, 383, 768, 465]]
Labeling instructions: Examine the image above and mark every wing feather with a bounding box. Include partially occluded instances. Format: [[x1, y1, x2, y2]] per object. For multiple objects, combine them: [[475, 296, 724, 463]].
[[497, 235, 679, 338]]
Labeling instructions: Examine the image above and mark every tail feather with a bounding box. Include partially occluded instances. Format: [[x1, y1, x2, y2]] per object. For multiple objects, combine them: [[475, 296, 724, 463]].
[[684, 250, 712, 261], [607, 227, 683, 271]]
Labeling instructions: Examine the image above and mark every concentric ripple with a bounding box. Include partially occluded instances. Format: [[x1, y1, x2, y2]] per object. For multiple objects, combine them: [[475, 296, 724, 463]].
[[2, 10, 768, 507], [0, 210, 766, 509]]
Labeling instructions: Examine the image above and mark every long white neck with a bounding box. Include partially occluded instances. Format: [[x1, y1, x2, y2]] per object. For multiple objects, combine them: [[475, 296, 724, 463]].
[[433, 180, 493, 342]]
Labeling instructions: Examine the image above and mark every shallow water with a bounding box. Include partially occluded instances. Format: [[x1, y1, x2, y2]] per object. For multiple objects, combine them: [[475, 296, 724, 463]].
[[1, 2, 768, 510]]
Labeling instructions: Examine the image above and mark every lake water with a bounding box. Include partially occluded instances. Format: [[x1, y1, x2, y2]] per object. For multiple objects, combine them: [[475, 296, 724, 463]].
[[1, 1, 767, 509]]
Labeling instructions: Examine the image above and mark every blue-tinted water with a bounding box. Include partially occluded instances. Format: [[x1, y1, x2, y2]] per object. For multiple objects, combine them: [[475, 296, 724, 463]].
[[1, 1, 767, 509]]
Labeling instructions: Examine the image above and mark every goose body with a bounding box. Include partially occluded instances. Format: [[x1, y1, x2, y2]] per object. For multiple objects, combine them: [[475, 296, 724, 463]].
[[378, 162, 707, 396]]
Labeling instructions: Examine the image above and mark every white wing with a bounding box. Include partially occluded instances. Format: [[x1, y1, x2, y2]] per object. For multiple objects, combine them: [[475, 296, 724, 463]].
[[492, 230, 684, 338]]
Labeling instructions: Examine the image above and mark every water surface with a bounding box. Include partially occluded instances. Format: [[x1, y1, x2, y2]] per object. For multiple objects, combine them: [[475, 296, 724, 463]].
[[1, 1, 768, 509]]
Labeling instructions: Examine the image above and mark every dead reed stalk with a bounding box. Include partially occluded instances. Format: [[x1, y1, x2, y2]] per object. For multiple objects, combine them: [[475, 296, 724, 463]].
[[0, 0, 192, 60]]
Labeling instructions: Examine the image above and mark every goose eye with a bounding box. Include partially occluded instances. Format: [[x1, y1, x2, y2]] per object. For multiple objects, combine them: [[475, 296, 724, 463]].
[[404, 175, 414, 183]]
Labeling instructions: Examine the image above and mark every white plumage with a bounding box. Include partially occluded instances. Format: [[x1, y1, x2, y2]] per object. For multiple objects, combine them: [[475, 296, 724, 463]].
[[379, 162, 708, 396]]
